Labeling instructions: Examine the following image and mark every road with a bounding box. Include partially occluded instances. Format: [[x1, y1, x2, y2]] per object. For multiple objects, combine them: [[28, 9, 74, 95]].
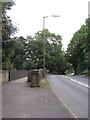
[[48, 75, 88, 118]]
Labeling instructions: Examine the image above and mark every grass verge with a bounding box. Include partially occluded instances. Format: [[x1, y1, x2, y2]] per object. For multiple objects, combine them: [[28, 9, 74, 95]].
[[39, 77, 50, 89]]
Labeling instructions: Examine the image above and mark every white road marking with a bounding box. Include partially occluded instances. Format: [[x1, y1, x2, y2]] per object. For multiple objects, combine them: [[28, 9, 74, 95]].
[[63, 75, 90, 88], [48, 75, 88, 118]]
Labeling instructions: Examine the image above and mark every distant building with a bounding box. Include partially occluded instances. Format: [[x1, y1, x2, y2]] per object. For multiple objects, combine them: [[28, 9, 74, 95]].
[[88, 1, 90, 18]]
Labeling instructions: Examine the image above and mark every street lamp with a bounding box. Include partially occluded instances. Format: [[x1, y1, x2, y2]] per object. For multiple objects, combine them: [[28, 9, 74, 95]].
[[43, 15, 60, 77]]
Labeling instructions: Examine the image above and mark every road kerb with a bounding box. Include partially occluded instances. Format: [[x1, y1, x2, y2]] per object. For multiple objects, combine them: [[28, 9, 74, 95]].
[[48, 77, 78, 119]]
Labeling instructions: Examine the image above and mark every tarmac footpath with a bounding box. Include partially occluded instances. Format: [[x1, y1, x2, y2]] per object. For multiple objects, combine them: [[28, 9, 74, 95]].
[[2, 77, 72, 118]]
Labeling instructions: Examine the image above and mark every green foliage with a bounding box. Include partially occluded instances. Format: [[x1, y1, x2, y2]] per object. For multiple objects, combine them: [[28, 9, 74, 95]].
[[1, 1, 69, 73], [2, 28, 66, 73], [66, 19, 89, 75], [2, 1, 17, 70], [2, 1, 16, 41], [24, 29, 66, 74], [2, 0, 89, 75]]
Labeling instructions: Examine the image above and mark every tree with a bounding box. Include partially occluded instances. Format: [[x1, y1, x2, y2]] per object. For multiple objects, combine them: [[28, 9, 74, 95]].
[[25, 29, 66, 74], [11, 37, 27, 70], [2, 1, 17, 69], [66, 19, 89, 75]]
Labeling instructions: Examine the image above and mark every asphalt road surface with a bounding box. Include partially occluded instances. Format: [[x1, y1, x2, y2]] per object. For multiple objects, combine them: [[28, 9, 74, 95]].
[[48, 75, 88, 118]]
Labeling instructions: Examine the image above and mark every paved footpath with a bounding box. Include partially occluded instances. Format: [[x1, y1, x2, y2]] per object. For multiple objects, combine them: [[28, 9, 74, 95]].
[[2, 77, 72, 118]]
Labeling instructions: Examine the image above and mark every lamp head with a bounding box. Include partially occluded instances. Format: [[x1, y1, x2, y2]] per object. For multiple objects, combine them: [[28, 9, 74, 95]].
[[44, 16, 49, 18], [51, 15, 60, 17]]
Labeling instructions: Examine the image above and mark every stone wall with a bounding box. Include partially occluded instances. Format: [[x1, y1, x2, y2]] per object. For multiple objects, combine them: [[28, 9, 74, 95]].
[[28, 69, 43, 87], [0, 70, 2, 85], [2, 70, 9, 84]]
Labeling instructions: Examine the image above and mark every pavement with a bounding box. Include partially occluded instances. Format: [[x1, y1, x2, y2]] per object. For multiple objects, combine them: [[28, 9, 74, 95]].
[[2, 77, 72, 118]]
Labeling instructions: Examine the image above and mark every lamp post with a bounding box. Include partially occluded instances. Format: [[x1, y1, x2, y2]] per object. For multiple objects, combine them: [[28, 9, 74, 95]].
[[43, 15, 60, 77]]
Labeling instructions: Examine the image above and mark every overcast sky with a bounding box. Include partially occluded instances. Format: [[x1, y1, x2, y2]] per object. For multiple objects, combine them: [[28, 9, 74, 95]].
[[7, 0, 89, 51]]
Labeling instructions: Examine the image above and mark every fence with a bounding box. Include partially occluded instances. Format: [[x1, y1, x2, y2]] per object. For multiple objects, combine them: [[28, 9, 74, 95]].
[[9, 69, 28, 81], [1, 69, 44, 85]]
